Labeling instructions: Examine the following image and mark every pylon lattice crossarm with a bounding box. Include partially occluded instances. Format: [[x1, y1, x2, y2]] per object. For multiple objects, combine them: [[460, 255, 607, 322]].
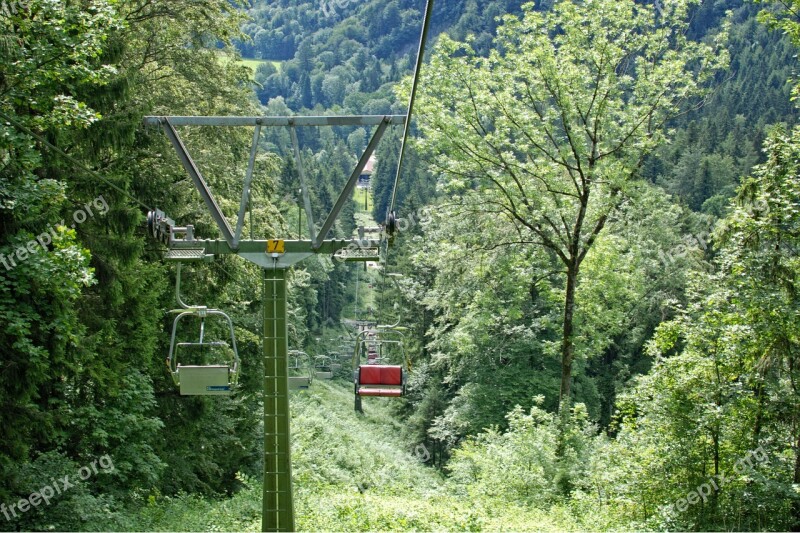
[[142, 115, 406, 127], [169, 239, 381, 267], [144, 114, 406, 255]]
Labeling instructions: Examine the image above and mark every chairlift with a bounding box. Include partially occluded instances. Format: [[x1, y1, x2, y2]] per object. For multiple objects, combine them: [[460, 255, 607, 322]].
[[324, 352, 343, 371], [314, 355, 334, 380], [288, 350, 313, 390], [366, 345, 381, 364], [166, 264, 240, 396], [336, 346, 353, 363], [352, 324, 408, 412]]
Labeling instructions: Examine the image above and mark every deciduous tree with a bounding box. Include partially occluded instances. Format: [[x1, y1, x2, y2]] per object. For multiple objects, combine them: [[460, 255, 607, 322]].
[[414, 0, 728, 409]]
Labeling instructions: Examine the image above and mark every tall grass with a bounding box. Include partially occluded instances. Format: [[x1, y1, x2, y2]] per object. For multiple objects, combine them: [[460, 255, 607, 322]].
[[128, 380, 581, 531]]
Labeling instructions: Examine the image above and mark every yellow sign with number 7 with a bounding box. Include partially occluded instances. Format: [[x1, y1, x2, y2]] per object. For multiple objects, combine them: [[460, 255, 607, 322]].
[[267, 239, 285, 254]]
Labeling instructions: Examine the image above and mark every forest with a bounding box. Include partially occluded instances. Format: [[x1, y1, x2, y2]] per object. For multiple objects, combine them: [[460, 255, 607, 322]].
[[1, 0, 799, 531]]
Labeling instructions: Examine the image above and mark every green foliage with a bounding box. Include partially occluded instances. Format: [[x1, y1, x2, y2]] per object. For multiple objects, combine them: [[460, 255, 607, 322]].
[[129, 380, 585, 532], [448, 398, 596, 506], [649, 7, 795, 213], [389, 180, 703, 457], [11, 450, 123, 532], [0, 0, 274, 522], [572, 124, 800, 531], [1, 0, 799, 531], [413, 0, 728, 409], [243, 0, 421, 110]]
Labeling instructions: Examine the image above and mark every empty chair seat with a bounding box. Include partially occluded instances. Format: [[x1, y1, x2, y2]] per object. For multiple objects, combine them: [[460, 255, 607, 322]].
[[356, 364, 404, 397], [288, 376, 312, 390], [177, 365, 233, 395]]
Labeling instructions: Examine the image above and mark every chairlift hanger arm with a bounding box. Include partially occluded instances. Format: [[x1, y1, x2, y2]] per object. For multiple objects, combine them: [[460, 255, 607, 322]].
[[167, 308, 240, 375]]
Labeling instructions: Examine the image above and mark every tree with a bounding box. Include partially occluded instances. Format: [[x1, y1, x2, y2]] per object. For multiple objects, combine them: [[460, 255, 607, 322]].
[[0, 0, 126, 509], [590, 126, 800, 530], [713, 125, 800, 528], [0, 0, 273, 525], [414, 0, 727, 410]]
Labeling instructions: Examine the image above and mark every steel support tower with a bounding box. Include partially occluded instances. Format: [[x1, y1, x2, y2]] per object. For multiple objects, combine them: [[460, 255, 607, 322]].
[[144, 114, 405, 532]]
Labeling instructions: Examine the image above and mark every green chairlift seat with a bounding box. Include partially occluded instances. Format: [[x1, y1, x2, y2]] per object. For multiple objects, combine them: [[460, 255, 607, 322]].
[[314, 355, 334, 380], [288, 350, 313, 390], [167, 306, 240, 396]]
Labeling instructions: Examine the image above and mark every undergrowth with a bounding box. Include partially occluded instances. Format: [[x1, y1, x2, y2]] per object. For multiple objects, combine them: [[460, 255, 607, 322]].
[[128, 380, 583, 531]]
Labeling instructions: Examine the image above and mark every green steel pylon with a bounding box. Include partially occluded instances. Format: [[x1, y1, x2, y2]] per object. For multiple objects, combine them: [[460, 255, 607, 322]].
[[145, 115, 401, 532]]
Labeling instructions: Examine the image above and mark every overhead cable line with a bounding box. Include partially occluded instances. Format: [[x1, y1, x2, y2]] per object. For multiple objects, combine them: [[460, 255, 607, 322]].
[[380, 0, 435, 324], [386, 0, 435, 229]]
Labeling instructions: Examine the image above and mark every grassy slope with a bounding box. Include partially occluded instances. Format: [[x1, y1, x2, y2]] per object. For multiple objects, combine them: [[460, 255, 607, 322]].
[[132, 379, 579, 531], [215, 54, 280, 80], [239, 58, 282, 74]]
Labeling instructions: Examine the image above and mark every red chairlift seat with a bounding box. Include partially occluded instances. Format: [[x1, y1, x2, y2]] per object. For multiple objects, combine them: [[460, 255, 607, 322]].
[[352, 325, 408, 412], [356, 364, 404, 397]]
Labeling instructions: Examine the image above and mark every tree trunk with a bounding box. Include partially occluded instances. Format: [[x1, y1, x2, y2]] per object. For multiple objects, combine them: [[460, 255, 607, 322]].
[[559, 262, 578, 412]]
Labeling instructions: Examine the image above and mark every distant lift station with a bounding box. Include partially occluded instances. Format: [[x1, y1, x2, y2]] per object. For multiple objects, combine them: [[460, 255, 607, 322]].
[[144, 113, 406, 532]]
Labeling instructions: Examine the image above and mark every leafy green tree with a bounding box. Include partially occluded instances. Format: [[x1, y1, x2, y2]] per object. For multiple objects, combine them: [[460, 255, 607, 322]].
[[0, 0, 126, 508], [1, 0, 276, 525], [448, 398, 595, 507], [399, 179, 701, 460], [414, 0, 728, 409], [584, 125, 800, 531]]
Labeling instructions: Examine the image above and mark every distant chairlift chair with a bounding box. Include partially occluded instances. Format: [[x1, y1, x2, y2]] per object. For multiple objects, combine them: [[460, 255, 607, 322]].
[[288, 350, 313, 390], [314, 355, 334, 380], [329, 354, 342, 372]]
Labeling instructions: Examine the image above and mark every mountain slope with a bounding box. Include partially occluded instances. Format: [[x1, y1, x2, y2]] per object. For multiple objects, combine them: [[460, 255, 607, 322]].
[[131, 379, 582, 531]]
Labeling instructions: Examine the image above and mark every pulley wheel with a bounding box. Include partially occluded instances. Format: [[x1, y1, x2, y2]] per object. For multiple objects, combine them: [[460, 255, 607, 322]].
[[147, 210, 157, 239], [386, 211, 397, 237]]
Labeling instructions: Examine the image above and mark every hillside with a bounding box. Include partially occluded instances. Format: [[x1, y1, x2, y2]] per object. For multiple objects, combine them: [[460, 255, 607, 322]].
[[239, 0, 521, 111], [239, 0, 797, 228], [2, 0, 800, 531], [131, 380, 582, 531]]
